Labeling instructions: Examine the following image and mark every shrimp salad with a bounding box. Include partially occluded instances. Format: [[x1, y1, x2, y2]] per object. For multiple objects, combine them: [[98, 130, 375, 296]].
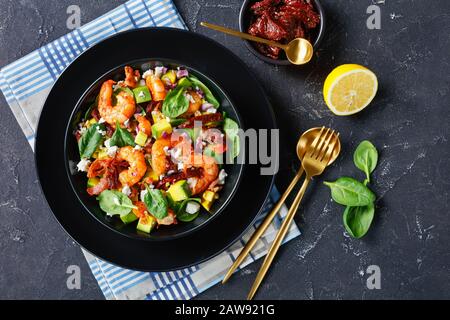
[[74, 65, 239, 234]]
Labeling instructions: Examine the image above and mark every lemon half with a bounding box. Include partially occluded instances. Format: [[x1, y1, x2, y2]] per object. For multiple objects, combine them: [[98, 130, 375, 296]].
[[323, 64, 378, 116]]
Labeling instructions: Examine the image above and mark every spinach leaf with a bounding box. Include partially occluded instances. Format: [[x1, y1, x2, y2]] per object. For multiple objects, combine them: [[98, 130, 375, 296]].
[[97, 190, 136, 216], [343, 202, 375, 238], [143, 188, 168, 219], [223, 117, 240, 160], [324, 177, 375, 206], [353, 140, 378, 183], [176, 198, 201, 222], [223, 118, 239, 137], [188, 76, 219, 108], [78, 123, 105, 159], [110, 121, 136, 147], [162, 86, 189, 118]]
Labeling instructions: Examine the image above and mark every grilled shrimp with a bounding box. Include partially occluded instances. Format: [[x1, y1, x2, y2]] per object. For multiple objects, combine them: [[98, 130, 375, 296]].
[[151, 137, 171, 177], [184, 154, 219, 195], [183, 90, 203, 116], [98, 80, 136, 127], [117, 146, 147, 187], [124, 66, 140, 88], [146, 75, 166, 101], [136, 115, 152, 135]]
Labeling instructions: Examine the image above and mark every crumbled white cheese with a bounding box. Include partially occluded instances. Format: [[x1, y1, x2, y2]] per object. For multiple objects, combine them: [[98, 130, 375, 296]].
[[104, 138, 111, 148], [80, 127, 87, 134], [167, 170, 175, 175], [142, 70, 153, 79], [187, 177, 198, 189], [185, 201, 201, 214], [159, 174, 165, 180], [165, 116, 171, 122], [206, 108, 217, 114], [124, 119, 130, 127], [154, 66, 165, 78], [96, 126, 106, 136], [148, 184, 155, 189], [98, 118, 106, 124], [76, 158, 91, 172], [218, 169, 227, 185], [140, 189, 148, 202], [106, 145, 118, 158], [177, 162, 184, 171], [122, 185, 131, 197], [134, 145, 142, 151], [134, 76, 139, 82], [170, 147, 182, 161], [163, 146, 170, 155], [138, 91, 146, 99], [185, 93, 195, 103]]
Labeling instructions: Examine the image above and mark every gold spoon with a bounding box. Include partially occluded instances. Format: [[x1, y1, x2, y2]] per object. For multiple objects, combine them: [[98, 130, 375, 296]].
[[247, 127, 341, 299], [222, 127, 340, 284], [200, 22, 314, 65]]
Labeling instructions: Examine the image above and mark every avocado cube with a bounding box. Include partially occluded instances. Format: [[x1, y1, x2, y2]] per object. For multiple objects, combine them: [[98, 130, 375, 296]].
[[151, 110, 165, 123], [161, 70, 177, 84], [136, 213, 157, 234], [132, 86, 152, 104], [120, 212, 138, 224], [152, 120, 172, 139], [202, 190, 216, 202], [87, 177, 100, 188], [167, 180, 190, 202], [135, 131, 148, 146]]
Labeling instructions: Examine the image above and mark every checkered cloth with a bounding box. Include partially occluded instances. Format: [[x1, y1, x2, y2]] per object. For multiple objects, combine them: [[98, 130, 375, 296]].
[[0, 0, 301, 300]]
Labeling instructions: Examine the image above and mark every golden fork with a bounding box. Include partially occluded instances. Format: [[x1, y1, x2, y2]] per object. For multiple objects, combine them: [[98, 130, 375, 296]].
[[222, 127, 340, 284], [247, 128, 340, 299]]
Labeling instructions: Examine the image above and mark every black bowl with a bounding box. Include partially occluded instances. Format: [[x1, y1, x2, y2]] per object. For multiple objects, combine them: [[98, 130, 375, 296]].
[[65, 59, 244, 242], [239, 0, 326, 65]]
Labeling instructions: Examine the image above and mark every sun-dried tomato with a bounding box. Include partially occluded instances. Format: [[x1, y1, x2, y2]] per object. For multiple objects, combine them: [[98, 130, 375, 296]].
[[248, 0, 320, 59]]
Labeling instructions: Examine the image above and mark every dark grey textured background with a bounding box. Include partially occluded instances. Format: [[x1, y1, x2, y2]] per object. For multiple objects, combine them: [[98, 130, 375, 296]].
[[0, 0, 449, 299]]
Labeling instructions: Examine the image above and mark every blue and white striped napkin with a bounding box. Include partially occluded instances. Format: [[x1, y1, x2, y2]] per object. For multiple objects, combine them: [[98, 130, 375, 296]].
[[0, 0, 301, 300]]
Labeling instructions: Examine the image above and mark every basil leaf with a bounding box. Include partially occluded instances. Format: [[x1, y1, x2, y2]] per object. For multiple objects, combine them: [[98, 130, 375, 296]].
[[97, 190, 136, 216], [343, 203, 375, 238], [110, 121, 136, 147], [188, 76, 219, 108], [78, 123, 105, 158], [162, 86, 189, 118], [353, 140, 378, 183], [143, 188, 168, 219], [324, 177, 375, 206], [176, 198, 201, 222]]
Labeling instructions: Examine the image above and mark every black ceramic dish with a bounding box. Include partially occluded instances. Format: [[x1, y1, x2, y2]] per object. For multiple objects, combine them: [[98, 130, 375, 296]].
[[239, 0, 326, 65], [65, 60, 244, 241], [35, 28, 277, 271]]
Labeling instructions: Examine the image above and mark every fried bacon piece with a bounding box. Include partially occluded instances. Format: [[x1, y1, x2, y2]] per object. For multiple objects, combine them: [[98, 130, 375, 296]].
[[178, 113, 223, 129], [86, 158, 129, 195]]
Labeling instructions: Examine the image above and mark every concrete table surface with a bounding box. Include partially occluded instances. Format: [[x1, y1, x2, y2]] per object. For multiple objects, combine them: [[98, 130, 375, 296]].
[[0, 0, 449, 299]]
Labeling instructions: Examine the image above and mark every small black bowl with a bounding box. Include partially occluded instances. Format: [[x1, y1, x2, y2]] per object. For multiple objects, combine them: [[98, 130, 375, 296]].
[[64, 59, 244, 242], [239, 0, 326, 65]]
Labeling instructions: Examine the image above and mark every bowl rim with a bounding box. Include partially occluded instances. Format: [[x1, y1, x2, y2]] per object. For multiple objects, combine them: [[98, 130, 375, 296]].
[[239, 0, 326, 65], [63, 58, 245, 242]]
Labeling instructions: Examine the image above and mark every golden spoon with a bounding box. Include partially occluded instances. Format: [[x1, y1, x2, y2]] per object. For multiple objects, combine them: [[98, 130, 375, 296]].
[[200, 22, 314, 65], [222, 127, 340, 284]]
